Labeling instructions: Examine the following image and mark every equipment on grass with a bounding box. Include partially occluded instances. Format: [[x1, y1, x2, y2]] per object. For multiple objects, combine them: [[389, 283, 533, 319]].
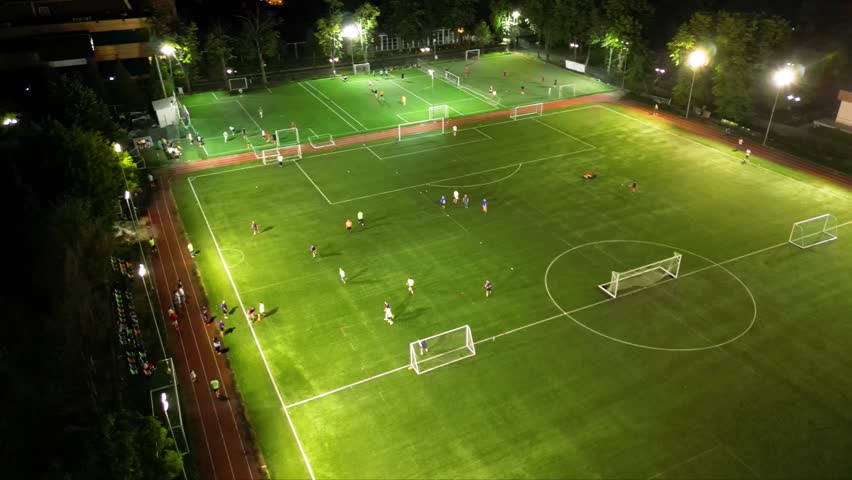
[[445, 70, 461, 87], [557, 84, 576, 98], [409, 325, 476, 375], [788, 214, 838, 249], [273, 127, 302, 161], [598, 252, 682, 298], [308, 133, 335, 149], [429, 105, 450, 120], [511, 103, 544, 119], [397, 118, 445, 142], [353, 62, 371, 75], [465, 49, 480, 63], [228, 77, 248, 93]]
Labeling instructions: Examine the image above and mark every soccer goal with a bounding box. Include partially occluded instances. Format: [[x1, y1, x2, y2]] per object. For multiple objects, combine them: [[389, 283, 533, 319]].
[[465, 49, 480, 62], [558, 84, 576, 98], [273, 127, 302, 160], [409, 325, 476, 375], [353, 62, 371, 75], [445, 70, 461, 87], [228, 77, 248, 93], [429, 105, 450, 120], [788, 214, 838, 248], [511, 102, 544, 119], [308, 133, 335, 149], [178, 102, 191, 129], [598, 252, 682, 298], [398, 118, 445, 142]]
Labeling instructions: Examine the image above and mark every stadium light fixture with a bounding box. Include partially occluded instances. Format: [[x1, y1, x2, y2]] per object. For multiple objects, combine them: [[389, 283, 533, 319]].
[[341, 24, 358, 39], [138, 264, 147, 278], [685, 49, 708, 119], [160, 44, 176, 57], [764, 67, 796, 145]]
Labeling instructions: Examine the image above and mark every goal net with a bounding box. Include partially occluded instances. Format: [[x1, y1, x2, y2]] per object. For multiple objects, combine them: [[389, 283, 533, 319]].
[[788, 214, 838, 248], [409, 325, 476, 375], [398, 118, 445, 142], [558, 84, 576, 98], [273, 127, 302, 160], [598, 252, 682, 298], [445, 70, 461, 86], [228, 77, 248, 93], [511, 103, 544, 119], [308, 133, 335, 149], [465, 49, 480, 63], [353, 62, 371, 75], [429, 105, 449, 120], [178, 102, 191, 129]]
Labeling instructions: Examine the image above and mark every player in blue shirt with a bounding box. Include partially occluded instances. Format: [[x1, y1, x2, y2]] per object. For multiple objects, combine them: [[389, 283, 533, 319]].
[[485, 280, 492, 297], [419, 339, 429, 355], [440, 195, 446, 209], [220, 299, 229, 319]]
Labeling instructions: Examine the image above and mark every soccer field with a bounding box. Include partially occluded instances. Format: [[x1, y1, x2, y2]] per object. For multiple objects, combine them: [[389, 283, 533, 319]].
[[174, 52, 610, 161], [172, 103, 852, 479]]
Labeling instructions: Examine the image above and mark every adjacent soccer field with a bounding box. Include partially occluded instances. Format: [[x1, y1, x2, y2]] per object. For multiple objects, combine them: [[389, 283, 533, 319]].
[[174, 52, 611, 160], [173, 103, 852, 479]]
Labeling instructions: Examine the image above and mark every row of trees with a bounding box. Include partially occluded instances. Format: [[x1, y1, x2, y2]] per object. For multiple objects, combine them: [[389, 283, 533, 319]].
[[0, 73, 183, 478]]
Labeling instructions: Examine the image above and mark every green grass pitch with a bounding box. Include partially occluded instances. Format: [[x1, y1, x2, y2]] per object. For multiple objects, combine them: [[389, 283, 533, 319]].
[[172, 103, 852, 479], [174, 52, 612, 160]]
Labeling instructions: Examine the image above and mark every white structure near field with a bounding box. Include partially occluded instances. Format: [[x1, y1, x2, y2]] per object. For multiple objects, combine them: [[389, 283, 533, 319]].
[[835, 90, 852, 128]]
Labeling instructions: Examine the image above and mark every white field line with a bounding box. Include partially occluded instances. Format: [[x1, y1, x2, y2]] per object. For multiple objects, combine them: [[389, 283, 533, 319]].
[[647, 445, 723, 480], [266, 87, 273, 94], [285, 229, 849, 410], [307, 127, 317, 137], [390, 79, 433, 106], [429, 164, 522, 188], [596, 105, 852, 204], [396, 113, 409, 123], [448, 105, 463, 117], [532, 117, 596, 149], [294, 161, 332, 205], [302, 81, 367, 130], [364, 145, 381, 160], [211, 91, 220, 100], [187, 177, 317, 480], [331, 147, 596, 205], [473, 127, 493, 140], [297, 82, 359, 132], [236, 100, 263, 132], [377, 135, 492, 161]]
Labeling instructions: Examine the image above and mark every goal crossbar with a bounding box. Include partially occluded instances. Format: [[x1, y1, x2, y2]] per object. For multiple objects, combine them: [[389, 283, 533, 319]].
[[409, 325, 476, 375], [445, 70, 461, 86], [598, 252, 682, 298], [429, 104, 449, 120], [558, 84, 576, 98], [308, 133, 335, 149], [465, 49, 480, 62], [788, 213, 838, 248], [511, 103, 544, 119], [353, 62, 371, 75], [397, 118, 445, 141], [228, 77, 248, 92]]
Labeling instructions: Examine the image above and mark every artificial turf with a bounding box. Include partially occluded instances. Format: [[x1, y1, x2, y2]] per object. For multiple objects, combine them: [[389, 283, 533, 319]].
[[172, 103, 852, 479]]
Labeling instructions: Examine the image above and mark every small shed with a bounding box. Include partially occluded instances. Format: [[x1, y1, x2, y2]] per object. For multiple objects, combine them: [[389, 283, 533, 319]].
[[836, 90, 852, 128], [152, 96, 179, 128]]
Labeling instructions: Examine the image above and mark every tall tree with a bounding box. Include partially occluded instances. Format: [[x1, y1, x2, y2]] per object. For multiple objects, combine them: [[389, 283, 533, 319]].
[[666, 12, 714, 109], [314, 0, 343, 64], [442, 0, 477, 33], [206, 23, 235, 91], [239, 7, 282, 85], [174, 21, 200, 94], [115, 59, 145, 111], [473, 19, 494, 48], [353, 3, 380, 63], [38, 74, 121, 140], [386, 0, 427, 49]]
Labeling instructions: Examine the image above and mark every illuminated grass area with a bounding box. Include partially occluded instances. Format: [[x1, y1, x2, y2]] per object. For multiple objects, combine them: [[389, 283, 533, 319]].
[[173, 103, 852, 479]]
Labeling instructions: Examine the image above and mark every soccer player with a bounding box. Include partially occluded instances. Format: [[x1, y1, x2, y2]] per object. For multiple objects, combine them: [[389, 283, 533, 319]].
[[481, 198, 488, 213], [258, 106, 263, 118], [554, 79, 558, 87], [453, 190, 459, 204], [218, 318, 226, 335], [339, 267, 347, 284], [379, 90, 384, 101], [195, 133, 204, 145], [520, 85, 525, 95], [277, 154, 283, 167], [402, 95, 407, 106], [440, 195, 446, 209], [491, 90, 497, 99], [223, 131, 229, 143], [187, 242, 194, 256], [290, 121, 296, 129], [453, 125, 458, 136], [502, 71, 507, 77], [384, 306, 394, 325], [357, 211, 365, 226], [629, 181, 638, 192], [384, 300, 391, 310], [463, 194, 469, 208], [406, 278, 415, 294], [210, 379, 221, 398], [251, 220, 259, 236], [342, 75, 349, 82], [464, 66, 470, 78], [310, 244, 318, 258], [484, 280, 493, 297], [213, 336, 223, 354], [419, 339, 429, 355], [201, 306, 210, 325], [247, 306, 256, 322], [743, 149, 751, 164], [220, 299, 229, 319], [488, 85, 493, 93], [258, 302, 265, 321], [738, 138, 744, 149], [345, 219, 353, 232]]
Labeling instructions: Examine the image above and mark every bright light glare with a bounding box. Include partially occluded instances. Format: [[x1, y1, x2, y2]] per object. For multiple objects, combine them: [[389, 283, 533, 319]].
[[773, 67, 794, 87], [687, 49, 708, 69], [108, 76, 115, 81], [160, 392, 169, 412], [114, 143, 122, 153], [512, 10, 520, 19], [341, 25, 359, 39], [138, 264, 147, 277], [124, 190, 131, 200], [160, 44, 176, 56], [427, 69, 434, 76]]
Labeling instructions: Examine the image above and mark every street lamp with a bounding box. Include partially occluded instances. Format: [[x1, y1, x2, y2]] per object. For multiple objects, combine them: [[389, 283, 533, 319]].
[[328, 57, 339, 75], [160, 44, 177, 97], [341, 24, 359, 66], [685, 49, 708, 119], [763, 67, 795, 145], [569, 43, 580, 60]]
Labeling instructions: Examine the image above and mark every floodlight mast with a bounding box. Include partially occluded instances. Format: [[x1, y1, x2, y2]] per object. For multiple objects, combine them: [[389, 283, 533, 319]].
[[684, 49, 708, 119], [763, 67, 795, 145]]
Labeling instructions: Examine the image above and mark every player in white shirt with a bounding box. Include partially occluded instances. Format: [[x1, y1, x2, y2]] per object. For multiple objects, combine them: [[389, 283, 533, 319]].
[[384, 306, 394, 325], [406, 278, 415, 294], [453, 190, 460, 204]]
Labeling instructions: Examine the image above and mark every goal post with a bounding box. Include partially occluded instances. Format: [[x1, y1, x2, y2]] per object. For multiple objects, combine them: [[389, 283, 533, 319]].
[[445, 70, 461, 86], [465, 49, 480, 62], [557, 84, 576, 98], [228, 77, 248, 93], [409, 325, 476, 375], [353, 62, 371, 75], [598, 252, 682, 298], [308, 133, 335, 149], [429, 105, 449, 120], [511, 103, 544, 119], [398, 118, 445, 141], [273, 127, 302, 160], [788, 214, 838, 248], [177, 102, 191, 129]]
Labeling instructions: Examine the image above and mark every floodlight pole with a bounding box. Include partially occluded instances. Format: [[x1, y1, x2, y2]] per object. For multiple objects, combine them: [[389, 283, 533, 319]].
[[763, 87, 782, 146], [154, 54, 168, 99], [685, 68, 697, 119]]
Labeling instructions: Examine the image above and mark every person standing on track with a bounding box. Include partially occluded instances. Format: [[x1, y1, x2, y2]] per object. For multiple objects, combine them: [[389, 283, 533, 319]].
[[210, 379, 221, 398]]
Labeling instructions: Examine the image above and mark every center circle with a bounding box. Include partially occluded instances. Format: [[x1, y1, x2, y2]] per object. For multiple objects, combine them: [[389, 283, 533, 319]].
[[544, 240, 757, 351]]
